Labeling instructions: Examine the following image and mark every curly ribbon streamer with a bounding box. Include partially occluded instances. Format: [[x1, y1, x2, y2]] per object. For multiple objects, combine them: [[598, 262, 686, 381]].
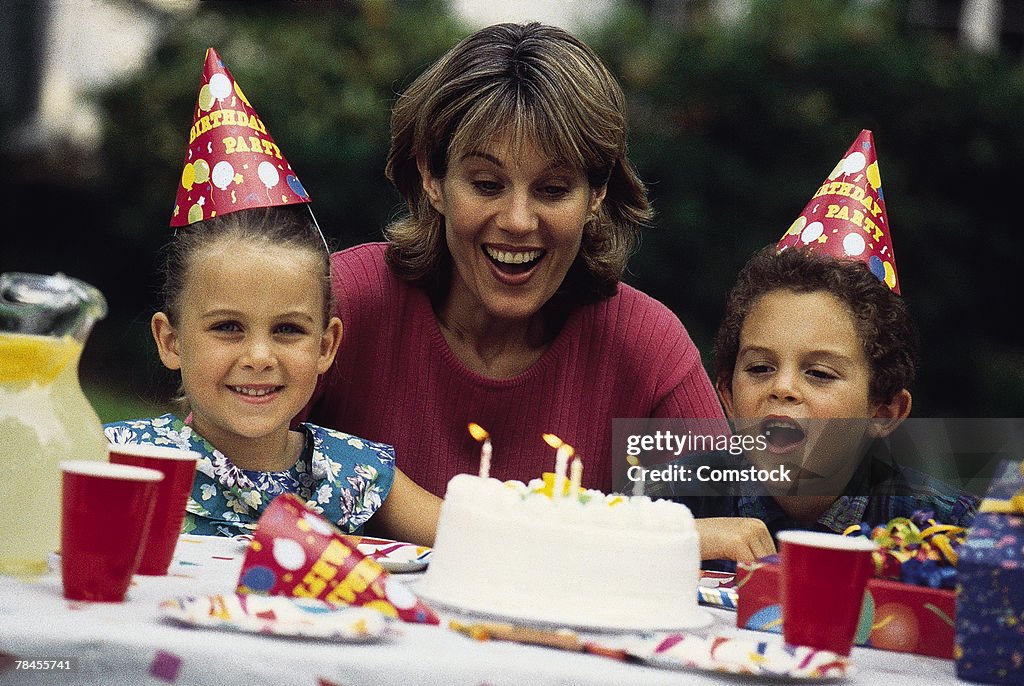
[[842, 510, 966, 589]]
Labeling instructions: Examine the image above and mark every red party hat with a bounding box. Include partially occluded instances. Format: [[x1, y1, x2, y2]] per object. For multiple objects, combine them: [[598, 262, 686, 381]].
[[170, 48, 311, 227], [776, 130, 899, 294], [237, 494, 439, 625]]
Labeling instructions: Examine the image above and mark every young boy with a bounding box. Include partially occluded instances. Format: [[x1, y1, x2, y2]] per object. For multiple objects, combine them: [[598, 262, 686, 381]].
[[700, 244, 978, 536], [653, 130, 978, 543]]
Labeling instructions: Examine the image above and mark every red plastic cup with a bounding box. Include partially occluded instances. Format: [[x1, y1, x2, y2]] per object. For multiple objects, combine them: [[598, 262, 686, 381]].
[[108, 444, 198, 575], [60, 460, 163, 602], [777, 530, 878, 656]]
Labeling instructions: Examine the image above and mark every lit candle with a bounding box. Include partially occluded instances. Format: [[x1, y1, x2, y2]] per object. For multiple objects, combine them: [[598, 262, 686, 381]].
[[468, 423, 492, 479], [569, 456, 583, 499], [554, 446, 571, 497], [542, 433, 574, 498], [480, 439, 492, 479]]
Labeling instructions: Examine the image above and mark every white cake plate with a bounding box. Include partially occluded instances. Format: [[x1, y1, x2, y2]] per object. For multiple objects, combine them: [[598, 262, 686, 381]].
[[414, 583, 714, 633]]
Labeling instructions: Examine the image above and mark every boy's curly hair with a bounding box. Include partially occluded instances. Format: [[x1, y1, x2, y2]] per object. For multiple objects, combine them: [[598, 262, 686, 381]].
[[714, 245, 918, 404]]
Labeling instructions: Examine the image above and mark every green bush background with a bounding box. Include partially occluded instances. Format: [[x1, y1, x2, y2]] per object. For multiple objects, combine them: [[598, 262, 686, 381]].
[[4, 0, 1022, 420]]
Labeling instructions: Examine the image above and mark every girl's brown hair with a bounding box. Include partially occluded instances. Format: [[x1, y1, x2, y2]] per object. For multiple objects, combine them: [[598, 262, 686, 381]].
[[161, 206, 332, 326]]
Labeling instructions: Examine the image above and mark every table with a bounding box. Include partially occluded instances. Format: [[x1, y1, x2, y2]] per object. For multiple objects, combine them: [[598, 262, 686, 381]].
[[0, 535, 964, 685]]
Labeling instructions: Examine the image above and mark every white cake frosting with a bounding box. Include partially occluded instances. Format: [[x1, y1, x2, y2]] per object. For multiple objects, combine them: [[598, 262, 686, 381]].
[[417, 474, 710, 630]]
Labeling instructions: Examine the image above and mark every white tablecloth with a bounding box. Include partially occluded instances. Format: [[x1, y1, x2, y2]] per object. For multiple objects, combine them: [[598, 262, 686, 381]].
[[0, 535, 964, 685]]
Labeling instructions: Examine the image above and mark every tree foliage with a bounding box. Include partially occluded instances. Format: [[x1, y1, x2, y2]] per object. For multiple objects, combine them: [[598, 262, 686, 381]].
[[87, 0, 466, 403], [32, 0, 1024, 416], [587, 0, 1024, 415]]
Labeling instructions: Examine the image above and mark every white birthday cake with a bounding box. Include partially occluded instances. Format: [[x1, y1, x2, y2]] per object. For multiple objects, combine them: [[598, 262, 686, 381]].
[[417, 474, 709, 630]]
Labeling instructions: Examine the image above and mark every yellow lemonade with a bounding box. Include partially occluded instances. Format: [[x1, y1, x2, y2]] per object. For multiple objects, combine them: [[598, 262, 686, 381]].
[[0, 333, 108, 576]]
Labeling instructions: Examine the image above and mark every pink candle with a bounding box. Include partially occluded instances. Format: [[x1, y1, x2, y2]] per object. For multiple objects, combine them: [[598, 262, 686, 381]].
[[468, 423, 492, 479], [480, 438, 492, 479]]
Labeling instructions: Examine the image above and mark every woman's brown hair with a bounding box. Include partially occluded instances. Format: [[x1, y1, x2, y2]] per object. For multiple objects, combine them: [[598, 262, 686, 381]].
[[383, 22, 652, 304]]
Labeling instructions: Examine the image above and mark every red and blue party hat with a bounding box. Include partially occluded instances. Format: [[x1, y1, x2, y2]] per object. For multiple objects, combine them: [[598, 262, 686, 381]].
[[776, 130, 899, 294], [170, 48, 311, 227]]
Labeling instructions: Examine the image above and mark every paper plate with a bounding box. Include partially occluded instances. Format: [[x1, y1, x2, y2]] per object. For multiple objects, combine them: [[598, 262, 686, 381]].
[[160, 593, 388, 642], [623, 633, 854, 680], [415, 584, 714, 633]]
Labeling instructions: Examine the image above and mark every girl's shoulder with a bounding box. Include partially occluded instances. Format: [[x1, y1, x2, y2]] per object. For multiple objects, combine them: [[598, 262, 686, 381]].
[[300, 423, 396, 466], [103, 414, 193, 448]]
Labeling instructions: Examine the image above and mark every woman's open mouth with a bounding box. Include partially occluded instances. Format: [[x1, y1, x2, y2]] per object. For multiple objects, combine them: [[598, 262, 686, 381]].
[[759, 416, 807, 454], [483, 246, 545, 276]]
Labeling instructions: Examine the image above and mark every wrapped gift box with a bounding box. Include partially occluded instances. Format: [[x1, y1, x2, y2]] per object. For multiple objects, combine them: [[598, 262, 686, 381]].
[[736, 556, 956, 659], [955, 459, 1024, 685]]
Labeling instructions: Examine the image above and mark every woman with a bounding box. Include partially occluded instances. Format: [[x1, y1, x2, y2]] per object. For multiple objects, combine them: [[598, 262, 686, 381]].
[[306, 23, 770, 558]]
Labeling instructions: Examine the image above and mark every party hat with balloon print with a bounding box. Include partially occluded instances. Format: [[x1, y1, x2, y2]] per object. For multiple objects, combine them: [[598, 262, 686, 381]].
[[170, 48, 311, 227], [776, 130, 900, 294]]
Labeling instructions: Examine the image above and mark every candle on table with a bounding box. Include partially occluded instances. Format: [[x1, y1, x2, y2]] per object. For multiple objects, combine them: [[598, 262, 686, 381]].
[[555, 446, 570, 496], [481, 440, 492, 479], [468, 423, 492, 479]]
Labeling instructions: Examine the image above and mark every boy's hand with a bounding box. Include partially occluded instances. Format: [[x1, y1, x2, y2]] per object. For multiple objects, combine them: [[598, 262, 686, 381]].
[[695, 517, 776, 562]]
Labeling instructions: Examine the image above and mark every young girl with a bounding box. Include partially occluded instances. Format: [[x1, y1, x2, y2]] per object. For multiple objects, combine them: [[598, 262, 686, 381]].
[[104, 206, 441, 545]]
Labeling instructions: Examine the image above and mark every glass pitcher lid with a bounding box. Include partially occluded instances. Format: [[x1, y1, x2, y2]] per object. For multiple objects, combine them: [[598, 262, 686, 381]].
[[0, 272, 108, 342]]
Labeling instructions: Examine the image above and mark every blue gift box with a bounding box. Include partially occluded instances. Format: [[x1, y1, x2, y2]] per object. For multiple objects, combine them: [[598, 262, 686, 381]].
[[955, 459, 1024, 685]]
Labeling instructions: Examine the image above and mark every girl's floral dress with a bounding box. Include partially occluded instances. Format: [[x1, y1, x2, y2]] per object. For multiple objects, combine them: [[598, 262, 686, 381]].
[[103, 414, 395, 537]]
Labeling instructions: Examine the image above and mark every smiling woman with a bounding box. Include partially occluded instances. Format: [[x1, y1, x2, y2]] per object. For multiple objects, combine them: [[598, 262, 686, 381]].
[[420, 136, 602, 375], [303, 22, 729, 504]]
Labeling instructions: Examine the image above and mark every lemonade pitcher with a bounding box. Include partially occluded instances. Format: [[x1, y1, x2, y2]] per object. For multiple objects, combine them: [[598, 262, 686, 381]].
[[0, 272, 109, 576]]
